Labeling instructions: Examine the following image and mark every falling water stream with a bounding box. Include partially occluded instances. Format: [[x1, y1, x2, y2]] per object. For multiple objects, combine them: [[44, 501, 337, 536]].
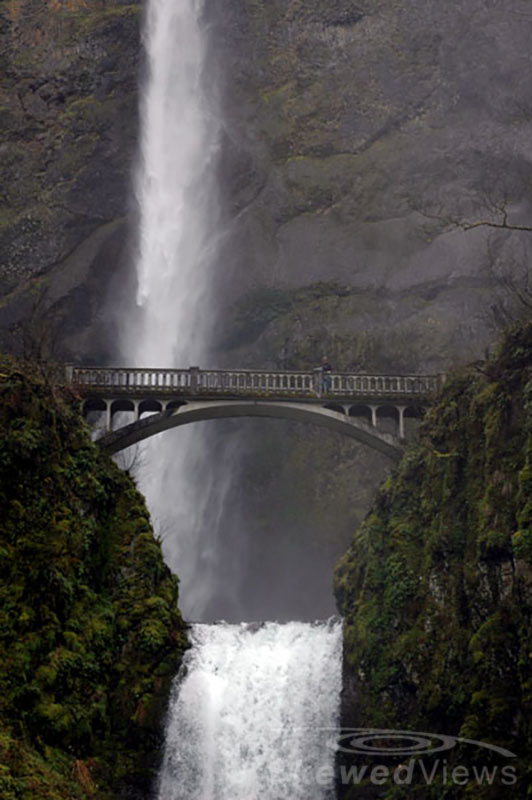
[[126, 0, 343, 796], [124, 0, 237, 621], [156, 621, 343, 800]]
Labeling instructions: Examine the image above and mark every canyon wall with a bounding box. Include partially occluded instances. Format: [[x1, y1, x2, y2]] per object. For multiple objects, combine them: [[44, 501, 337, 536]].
[[0, 358, 188, 798], [2, 0, 532, 617], [334, 323, 532, 798]]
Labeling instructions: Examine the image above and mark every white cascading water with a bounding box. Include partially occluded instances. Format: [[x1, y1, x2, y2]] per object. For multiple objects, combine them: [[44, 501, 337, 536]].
[[156, 620, 343, 800], [133, 0, 217, 364], [127, 2, 344, 797], [124, 0, 244, 620]]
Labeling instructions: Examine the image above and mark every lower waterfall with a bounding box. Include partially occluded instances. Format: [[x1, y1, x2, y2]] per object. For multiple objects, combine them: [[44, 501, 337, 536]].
[[156, 619, 343, 800]]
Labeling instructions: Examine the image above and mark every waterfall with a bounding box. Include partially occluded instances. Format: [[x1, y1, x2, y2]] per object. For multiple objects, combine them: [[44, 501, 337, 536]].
[[156, 620, 343, 800], [125, 6, 344, 797], [124, 0, 236, 620], [132, 0, 218, 366]]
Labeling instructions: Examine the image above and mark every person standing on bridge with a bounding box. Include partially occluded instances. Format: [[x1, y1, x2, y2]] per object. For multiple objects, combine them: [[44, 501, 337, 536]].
[[321, 356, 333, 394]]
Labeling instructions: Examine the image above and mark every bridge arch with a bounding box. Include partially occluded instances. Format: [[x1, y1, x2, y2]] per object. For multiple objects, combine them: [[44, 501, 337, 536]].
[[323, 402, 346, 415], [376, 404, 401, 436], [95, 400, 405, 461], [139, 398, 163, 416], [348, 404, 374, 429], [84, 397, 107, 415], [110, 398, 136, 415]]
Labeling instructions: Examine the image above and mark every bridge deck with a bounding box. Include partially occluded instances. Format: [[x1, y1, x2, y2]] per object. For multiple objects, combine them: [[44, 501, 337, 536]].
[[67, 366, 443, 402]]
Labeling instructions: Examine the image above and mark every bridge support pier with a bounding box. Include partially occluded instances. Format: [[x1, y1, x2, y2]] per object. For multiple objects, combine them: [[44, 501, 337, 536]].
[[398, 406, 406, 440]]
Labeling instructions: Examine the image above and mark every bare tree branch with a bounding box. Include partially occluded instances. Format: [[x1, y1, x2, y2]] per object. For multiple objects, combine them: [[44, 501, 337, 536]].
[[410, 198, 532, 234], [409, 195, 532, 330]]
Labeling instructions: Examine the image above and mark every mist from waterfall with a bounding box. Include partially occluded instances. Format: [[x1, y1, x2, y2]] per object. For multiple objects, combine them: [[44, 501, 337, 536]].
[[156, 620, 343, 800], [123, 0, 241, 620]]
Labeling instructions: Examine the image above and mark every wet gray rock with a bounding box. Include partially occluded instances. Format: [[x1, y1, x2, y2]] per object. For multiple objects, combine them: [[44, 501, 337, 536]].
[[0, 0, 141, 358], [208, 0, 532, 372]]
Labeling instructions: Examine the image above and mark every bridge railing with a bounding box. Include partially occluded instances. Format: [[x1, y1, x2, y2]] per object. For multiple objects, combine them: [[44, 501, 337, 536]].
[[67, 366, 444, 398]]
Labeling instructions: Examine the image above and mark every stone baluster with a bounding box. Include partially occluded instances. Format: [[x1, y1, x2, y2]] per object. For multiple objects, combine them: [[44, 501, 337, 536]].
[[190, 367, 199, 391]]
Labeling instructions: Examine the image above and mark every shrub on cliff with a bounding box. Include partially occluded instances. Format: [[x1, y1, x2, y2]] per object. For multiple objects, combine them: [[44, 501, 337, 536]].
[[0, 359, 188, 799]]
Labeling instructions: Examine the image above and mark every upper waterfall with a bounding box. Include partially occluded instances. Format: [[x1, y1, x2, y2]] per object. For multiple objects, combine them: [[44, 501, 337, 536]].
[[130, 0, 219, 367], [123, 0, 232, 620]]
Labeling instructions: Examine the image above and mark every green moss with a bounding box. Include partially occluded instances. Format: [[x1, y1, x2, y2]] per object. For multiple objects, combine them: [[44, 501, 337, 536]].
[[335, 323, 532, 798], [77, 3, 141, 30], [42, 2, 141, 41], [0, 358, 188, 798]]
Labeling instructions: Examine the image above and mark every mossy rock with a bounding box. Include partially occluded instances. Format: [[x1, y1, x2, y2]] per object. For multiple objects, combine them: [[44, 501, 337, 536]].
[[0, 357, 188, 798], [335, 323, 532, 798]]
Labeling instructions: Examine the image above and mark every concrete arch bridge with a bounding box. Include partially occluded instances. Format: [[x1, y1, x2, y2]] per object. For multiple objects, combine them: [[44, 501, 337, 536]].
[[67, 366, 445, 461]]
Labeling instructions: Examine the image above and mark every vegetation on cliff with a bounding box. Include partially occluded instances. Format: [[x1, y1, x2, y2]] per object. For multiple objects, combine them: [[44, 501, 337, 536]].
[[334, 323, 532, 798], [0, 359, 187, 799]]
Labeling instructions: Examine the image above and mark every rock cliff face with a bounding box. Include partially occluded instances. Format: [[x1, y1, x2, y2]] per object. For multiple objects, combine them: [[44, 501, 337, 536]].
[[3, 0, 532, 368], [0, 0, 141, 360], [209, 0, 532, 372], [334, 324, 532, 798], [2, 0, 532, 619]]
